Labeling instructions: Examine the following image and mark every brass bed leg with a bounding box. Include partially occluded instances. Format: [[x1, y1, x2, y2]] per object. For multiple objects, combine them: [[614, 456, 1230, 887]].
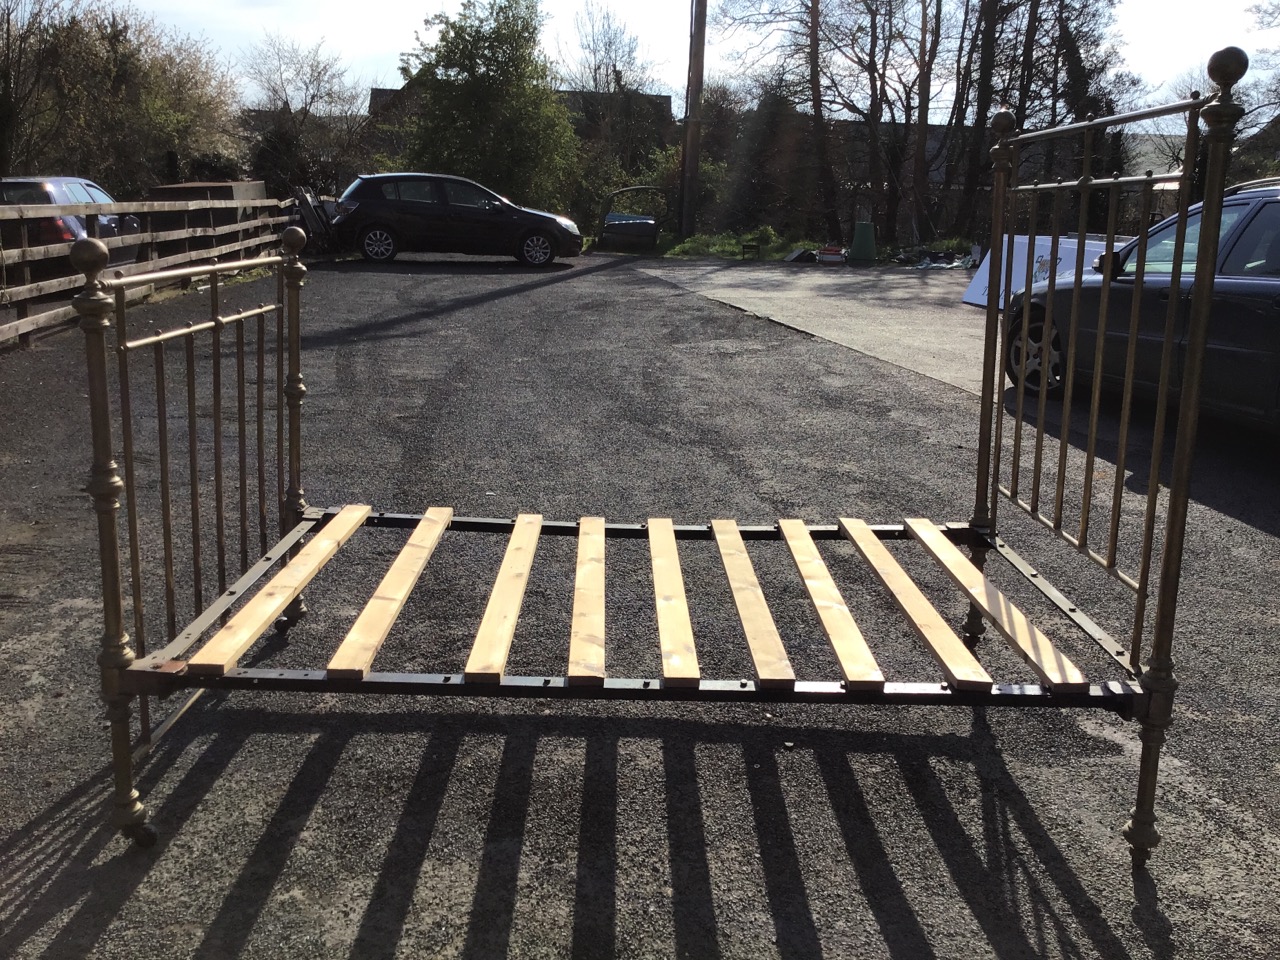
[[962, 539, 989, 651], [1123, 657, 1176, 868], [75, 239, 153, 847]]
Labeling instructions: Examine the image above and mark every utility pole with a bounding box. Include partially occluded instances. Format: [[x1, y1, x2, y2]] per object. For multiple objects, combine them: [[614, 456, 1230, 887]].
[[680, 0, 708, 239]]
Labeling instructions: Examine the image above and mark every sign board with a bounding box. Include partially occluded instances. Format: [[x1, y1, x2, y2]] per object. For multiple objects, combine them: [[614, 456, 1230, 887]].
[[962, 236, 1126, 308]]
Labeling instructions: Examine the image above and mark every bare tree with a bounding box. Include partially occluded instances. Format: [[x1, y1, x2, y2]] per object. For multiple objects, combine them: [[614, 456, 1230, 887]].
[[716, 0, 844, 242], [240, 34, 370, 195], [558, 1, 656, 93]]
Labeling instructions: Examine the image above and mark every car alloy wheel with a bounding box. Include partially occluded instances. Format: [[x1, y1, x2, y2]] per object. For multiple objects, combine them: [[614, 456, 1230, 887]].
[[518, 232, 555, 267], [360, 226, 397, 262], [1007, 317, 1064, 394]]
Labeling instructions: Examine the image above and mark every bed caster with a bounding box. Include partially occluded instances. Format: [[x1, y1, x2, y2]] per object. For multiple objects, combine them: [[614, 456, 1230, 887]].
[[122, 823, 158, 849], [275, 597, 308, 635]]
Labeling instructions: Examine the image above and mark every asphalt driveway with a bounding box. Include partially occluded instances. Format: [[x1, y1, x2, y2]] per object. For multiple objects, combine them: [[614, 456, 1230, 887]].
[[0, 251, 1277, 959]]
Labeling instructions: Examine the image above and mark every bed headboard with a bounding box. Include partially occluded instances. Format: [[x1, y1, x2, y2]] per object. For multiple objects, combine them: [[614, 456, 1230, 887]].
[[75, 226, 308, 739], [972, 47, 1248, 677]]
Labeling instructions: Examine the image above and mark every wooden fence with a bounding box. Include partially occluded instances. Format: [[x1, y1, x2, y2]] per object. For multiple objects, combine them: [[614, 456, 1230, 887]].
[[0, 196, 294, 347]]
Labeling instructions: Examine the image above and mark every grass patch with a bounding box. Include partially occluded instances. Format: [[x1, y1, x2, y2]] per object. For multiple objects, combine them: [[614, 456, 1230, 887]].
[[662, 228, 825, 260]]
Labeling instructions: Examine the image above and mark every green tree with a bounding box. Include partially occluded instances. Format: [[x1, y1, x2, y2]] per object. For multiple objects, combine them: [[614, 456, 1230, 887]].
[[400, 0, 577, 210], [0, 1, 237, 195]]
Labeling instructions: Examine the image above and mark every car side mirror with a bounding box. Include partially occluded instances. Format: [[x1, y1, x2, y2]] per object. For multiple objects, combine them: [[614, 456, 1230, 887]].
[[1093, 252, 1119, 281]]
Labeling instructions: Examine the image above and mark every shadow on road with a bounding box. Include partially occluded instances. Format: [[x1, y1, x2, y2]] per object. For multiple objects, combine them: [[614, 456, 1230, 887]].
[[0, 705, 1154, 960], [1001, 385, 1280, 539], [299, 256, 630, 351]]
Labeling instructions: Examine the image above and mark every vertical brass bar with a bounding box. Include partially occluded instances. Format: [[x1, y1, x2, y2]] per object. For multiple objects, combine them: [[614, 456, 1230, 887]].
[[1124, 48, 1247, 868], [276, 268, 285, 539], [968, 109, 1017, 648], [974, 108, 1017, 533], [1030, 186, 1065, 513], [280, 228, 309, 628], [112, 288, 150, 740], [1131, 107, 1203, 670], [283, 231, 308, 534], [1053, 127, 1096, 530], [991, 141, 1023, 531], [1078, 177, 1122, 548], [1107, 179, 1156, 568], [256, 312, 268, 557], [1009, 188, 1041, 499], [209, 271, 227, 599], [154, 340, 178, 641], [236, 318, 250, 574], [72, 239, 148, 843], [184, 328, 204, 615]]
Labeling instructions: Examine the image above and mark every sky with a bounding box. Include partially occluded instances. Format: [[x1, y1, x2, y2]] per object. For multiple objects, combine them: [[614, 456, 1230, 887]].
[[134, 0, 1270, 105]]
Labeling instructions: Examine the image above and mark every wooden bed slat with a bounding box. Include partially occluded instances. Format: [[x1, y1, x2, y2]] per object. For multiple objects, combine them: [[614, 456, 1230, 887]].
[[778, 519, 885, 690], [464, 513, 543, 682], [568, 517, 606, 685], [839, 518, 992, 691], [712, 519, 796, 690], [187, 504, 372, 676], [648, 518, 700, 687], [905, 519, 1090, 692], [325, 507, 453, 680]]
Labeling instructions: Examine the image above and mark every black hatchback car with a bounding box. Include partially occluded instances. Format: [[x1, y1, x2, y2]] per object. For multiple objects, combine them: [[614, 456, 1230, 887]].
[[1006, 178, 1280, 430], [330, 173, 582, 267]]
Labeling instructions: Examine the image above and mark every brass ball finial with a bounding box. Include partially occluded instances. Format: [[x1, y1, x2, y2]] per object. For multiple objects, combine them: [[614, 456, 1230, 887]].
[[282, 225, 307, 256], [990, 105, 1016, 137], [70, 237, 109, 281], [1207, 47, 1249, 91]]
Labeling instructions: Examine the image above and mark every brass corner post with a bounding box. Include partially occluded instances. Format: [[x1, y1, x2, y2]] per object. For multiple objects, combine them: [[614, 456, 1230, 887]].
[[280, 226, 309, 629], [965, 107, 1016, 645], [1123, 47, 1248, 868], [974, 106, 1016, 534], [74, 238, 151, 846]]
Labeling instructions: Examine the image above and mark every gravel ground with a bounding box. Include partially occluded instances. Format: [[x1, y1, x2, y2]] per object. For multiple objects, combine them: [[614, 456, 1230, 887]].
[[1, 251, 1278, 959]]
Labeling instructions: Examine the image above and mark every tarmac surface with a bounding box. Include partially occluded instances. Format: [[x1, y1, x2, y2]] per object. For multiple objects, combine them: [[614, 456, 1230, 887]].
[[1, 251, 1278, 959]]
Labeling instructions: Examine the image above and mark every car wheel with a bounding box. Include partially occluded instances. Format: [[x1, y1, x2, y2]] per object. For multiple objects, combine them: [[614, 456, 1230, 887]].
[[516, 231, 556, 267], [359, 225, 397, 262], [1006, 314, 1064, 395]]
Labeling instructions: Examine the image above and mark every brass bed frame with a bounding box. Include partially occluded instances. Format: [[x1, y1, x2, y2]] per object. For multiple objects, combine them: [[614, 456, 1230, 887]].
[[77, 50, 1248, 866]]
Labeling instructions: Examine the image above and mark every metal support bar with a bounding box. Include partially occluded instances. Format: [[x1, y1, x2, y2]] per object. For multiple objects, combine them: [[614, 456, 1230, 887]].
[[351, 510, 935, 543], [119, 666, 1141, 713]]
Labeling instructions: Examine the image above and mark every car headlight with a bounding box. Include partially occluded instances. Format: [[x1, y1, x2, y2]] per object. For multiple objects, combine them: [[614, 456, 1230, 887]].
[[556, 216, 580, 236]]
